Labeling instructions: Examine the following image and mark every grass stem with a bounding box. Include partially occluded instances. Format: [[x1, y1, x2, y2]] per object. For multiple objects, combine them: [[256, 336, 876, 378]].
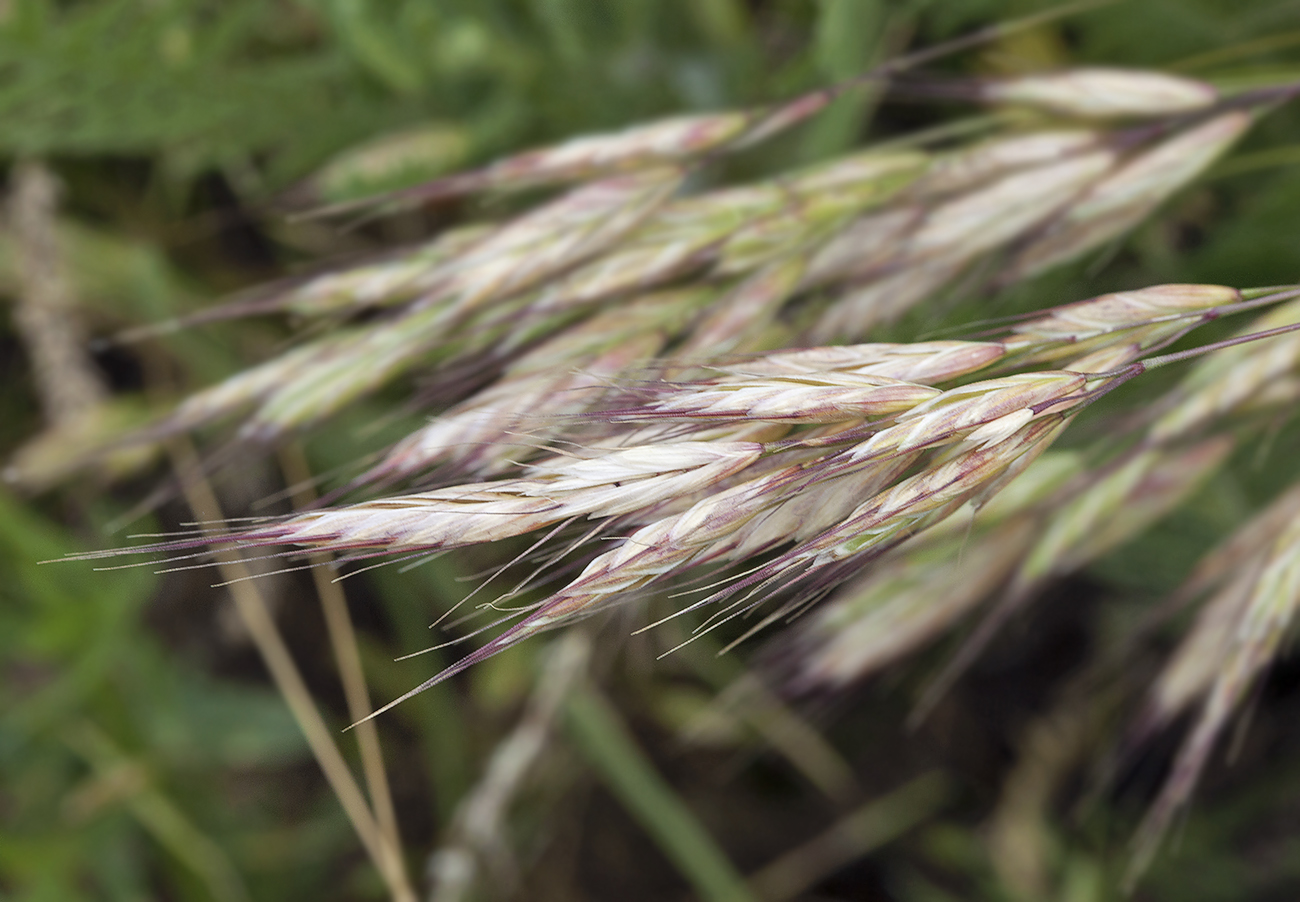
[[167, 437, 416, 902], [277, 442, 406, 886]]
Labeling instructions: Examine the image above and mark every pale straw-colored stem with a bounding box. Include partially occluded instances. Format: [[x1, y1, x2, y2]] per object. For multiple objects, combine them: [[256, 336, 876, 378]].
[[6, 158, 107, 427], [428, 630, 591, 902], [167, 437, 416, 902], [277, 442, 405, 880]]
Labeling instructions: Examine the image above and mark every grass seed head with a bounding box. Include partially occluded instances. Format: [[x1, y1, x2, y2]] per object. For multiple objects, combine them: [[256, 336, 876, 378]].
[[1002, 112, 1252, 281], [1005, 283, 1242, 366], [1019, 439, 1232, 584], [433, 169, 683, 319], [849, 371, 1087, 461], [254, 441, 764, 554], [1150, 299, 1300, 443], [799, 207, 925, 288], [718, 340, 1006, 384], [915, 130, 1102, 197], [711, 152, 927, 277], [900, 149, 1117, 276], [797, 414, 1070, 568], [371, 331, 668, 483], [806, 260, 968, 342], [982, 68, 1217, 118], [787, 517, 1038, 691], [615, 372, 940, 424], [1133, 507, 1300, 881], [391, 112, 752, 201], [677, 258, 808, 356]]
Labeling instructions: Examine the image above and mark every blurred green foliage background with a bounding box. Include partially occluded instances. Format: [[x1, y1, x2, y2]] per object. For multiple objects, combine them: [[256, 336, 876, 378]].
[[7, 1, 1300, 900]]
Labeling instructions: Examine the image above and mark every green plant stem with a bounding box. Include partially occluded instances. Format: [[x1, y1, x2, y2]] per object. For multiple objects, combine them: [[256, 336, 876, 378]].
[[63, 720, 252, 902], [564, 682, 757, 902], [748, 772, 951, 901]]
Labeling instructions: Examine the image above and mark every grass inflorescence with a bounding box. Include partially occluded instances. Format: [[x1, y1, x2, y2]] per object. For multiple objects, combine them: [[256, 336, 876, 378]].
[[22, 40, 1300, 900]]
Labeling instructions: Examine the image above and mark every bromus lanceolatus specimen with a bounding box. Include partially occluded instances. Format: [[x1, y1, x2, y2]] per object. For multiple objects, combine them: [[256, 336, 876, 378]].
[[35, 50, 1300, 900]]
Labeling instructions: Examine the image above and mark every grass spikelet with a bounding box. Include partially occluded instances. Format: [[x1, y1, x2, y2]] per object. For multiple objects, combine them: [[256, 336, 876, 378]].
[[1017, 438, 1233, 582], [522, 192, 775, 315], [712, 452, 923, 565], [981, 68, 1219, 118], [433, 169, 685, 321], [1130, 506, 1300, 883], [1146, 569, 1259, 739], [231, 306, 480, 443], [1002, 112, 1253, 282], [1003, 284, 1241, 359], [230, 441, 765, 555], [162, 340, 345, 435], [901, 147, 1118, 263], [1135, 483, 1300, 739], [912, 130, 1102, 197], [760, 414, 1070, 577], [803, 145, 1118, 340], [1150, 299, 1300, 442], [915, 436, 1233, 716], [715, 340, 1007, 384], [711, 151, 928, 276], [674, 258, 808, 357], [799, 207, 924, 289], [781, 516, 1041, 692], [319, 112, 752, 214], [605, 372, 940, 425], [369, 338, 664, 486], [358, 290, 708, 485], [844, 371, 1089, 461], [201, 226, 494, 326], [806, 260, 969, 342]]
